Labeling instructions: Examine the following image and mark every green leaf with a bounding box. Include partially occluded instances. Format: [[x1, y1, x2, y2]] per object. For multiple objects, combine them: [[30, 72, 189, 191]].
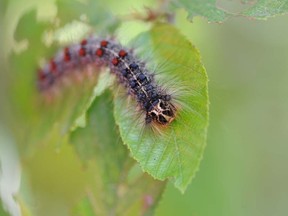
[[72, 197, 95, 216], [70, 90, 165, 215], [242, 0, 288, 19], [114, 23, 209, 192], [0, 200, 10, 216], [56, 0, 120, 34], [173, 0, 288, 22], [173, 0, 229, 22], [8, 0, 118, 151]]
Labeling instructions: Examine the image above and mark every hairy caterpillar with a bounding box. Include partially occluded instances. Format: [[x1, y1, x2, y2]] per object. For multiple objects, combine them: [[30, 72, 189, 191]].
[[37, 36, 177, 126]]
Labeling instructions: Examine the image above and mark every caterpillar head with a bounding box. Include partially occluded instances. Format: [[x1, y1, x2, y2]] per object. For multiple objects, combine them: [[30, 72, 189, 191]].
[[146, 99, 177, 125]]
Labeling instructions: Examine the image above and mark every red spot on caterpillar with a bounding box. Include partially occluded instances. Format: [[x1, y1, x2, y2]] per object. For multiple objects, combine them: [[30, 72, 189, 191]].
[[64, 47, 71, 62], [50, 60, 57, 72], [112, 57, 119, 66], [119, 50, 127, 58], [95, 48, 103, 57], [81, 39, 87, 46], [79, 48, 86, 56], [100, 40, 108, 47], [38, 69, 46, 81]]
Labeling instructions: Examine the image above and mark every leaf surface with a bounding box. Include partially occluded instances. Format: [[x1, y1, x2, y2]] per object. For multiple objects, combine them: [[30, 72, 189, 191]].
[[70, 90, 165, 215], [173, 0, 288, 22], [243, 0, 288, 19], [114, 24, 209, 192], [174, 0, 229, 22]]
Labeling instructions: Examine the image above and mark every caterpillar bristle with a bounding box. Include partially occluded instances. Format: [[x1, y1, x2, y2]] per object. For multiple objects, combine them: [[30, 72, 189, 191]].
[[37, 35, 178, 127]]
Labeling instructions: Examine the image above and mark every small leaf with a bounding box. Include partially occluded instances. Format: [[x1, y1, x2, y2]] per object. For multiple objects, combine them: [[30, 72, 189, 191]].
[[114, 23, 209, 192], [173, 0, 229, 22], [172, 0, 288, 22], [242, 0, 288, 19], [70, 90, 166, 215], [72, 197, 95, 216], [0, 200, 10, 216], [56, 0, 120, 33]]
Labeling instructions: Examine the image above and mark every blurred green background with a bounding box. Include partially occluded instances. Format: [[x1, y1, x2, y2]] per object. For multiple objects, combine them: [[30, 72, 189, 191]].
[[1, 0, 288, 216]]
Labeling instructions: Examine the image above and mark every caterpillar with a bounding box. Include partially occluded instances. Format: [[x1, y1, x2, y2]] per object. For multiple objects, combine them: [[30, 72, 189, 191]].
[[37, 36, 177, 126]]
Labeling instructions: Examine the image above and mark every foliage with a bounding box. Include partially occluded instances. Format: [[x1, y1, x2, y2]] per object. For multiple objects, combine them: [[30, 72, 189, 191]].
[[1, 0, 287, 215], [0, 200, 10, 216], [175, 0, 288, 22], [114, 24, 208, 192]]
